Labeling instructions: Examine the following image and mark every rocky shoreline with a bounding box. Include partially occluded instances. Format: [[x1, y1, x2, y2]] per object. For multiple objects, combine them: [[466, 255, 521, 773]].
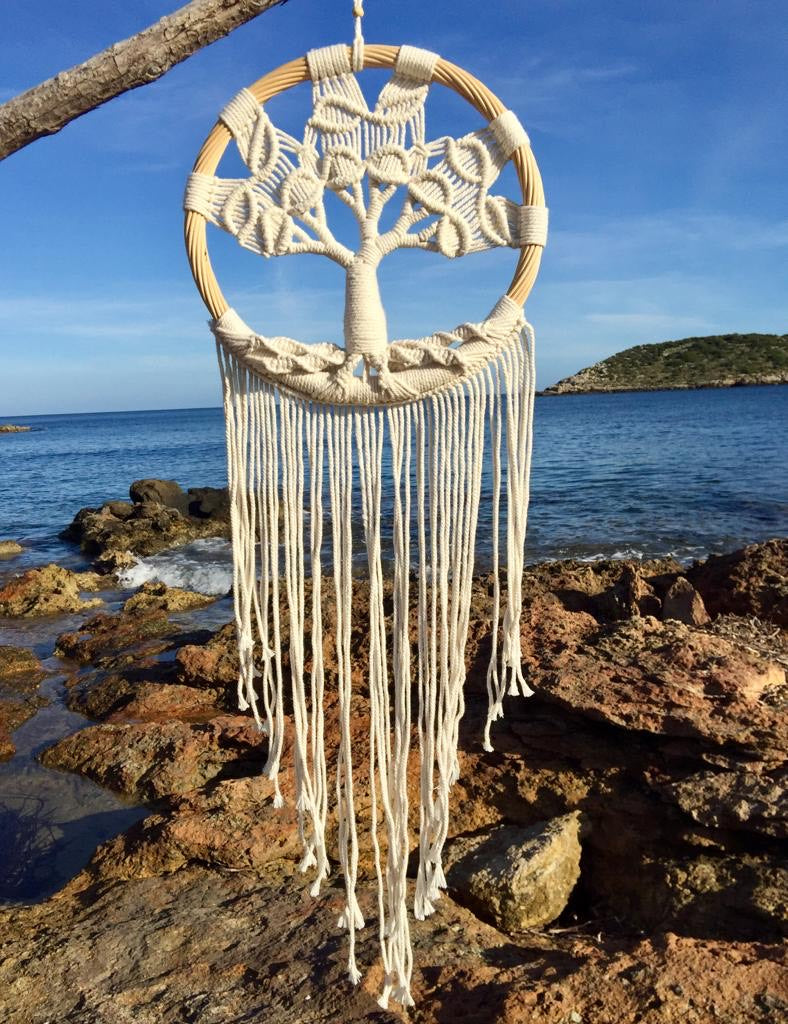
[[539, 332, 788, 395], [0, 481, 786, 1022], [539, 377, 788, 396]]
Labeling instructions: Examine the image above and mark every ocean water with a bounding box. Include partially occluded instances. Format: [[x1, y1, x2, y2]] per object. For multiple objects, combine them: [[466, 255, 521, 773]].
[[1, 387, 787, 590]]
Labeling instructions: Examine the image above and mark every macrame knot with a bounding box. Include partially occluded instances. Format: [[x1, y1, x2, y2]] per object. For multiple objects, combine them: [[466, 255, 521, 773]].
[[307, 43, 352, 82], [489, 109, 530, 158], [517, 205, 549, 247], [395, 45, 439, 83]]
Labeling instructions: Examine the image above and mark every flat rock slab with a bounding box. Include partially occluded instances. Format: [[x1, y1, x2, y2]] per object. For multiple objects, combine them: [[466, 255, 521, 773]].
[[89, 775, 301, 881], [0, 866, 785, 1024], [537, 616, 786, 755], [56, 608, 176, 666], [40, 716, 266, 801]]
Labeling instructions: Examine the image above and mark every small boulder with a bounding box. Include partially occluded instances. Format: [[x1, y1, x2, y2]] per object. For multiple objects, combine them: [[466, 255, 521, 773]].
[[105, 501, 134, 520], [0, 540, 23, 558], [0, 564, 103, 618], [445, 812, 583, 933], [129, 479, 189, 515], [176, 622, 239, 689], [662, 576, 710, 626]]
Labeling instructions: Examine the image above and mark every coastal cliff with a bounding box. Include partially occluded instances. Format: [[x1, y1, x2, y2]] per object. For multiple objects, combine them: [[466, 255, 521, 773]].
[[542, 332, 788, 395]]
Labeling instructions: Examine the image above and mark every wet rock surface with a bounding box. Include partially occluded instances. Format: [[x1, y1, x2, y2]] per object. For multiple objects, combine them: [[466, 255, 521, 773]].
[[0, 540, 23, 559], [0, 564, 104, 617], [121, 580, 216, 615], [0, 645, 50, 760], [0, 539, 786, 1020], [1, 697, 42, 760], [0, 645, 46, 691], [61, 477, 232, 569]]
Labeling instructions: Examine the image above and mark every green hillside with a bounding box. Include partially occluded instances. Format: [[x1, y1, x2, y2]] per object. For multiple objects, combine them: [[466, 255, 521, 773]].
[[542, 333, 788, 394]]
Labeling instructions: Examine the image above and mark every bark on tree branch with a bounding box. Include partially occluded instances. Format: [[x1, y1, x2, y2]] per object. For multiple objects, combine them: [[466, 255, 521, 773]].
[[0, 0, 288, 161]]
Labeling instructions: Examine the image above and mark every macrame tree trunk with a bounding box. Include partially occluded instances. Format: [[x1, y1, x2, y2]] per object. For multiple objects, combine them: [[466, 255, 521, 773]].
[[217, 322, 535, 1006]]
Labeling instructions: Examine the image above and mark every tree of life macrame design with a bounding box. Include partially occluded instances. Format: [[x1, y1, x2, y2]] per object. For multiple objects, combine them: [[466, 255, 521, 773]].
[[184, 39, 547, 1012], [185, 43, 547, 405]]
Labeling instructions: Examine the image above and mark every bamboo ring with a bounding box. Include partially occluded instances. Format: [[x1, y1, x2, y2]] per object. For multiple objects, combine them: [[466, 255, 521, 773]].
[[184, 43, 545, 322]]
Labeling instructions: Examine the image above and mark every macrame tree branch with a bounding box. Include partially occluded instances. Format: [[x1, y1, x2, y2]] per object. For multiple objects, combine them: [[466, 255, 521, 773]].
[[0, 0, 289, 161]]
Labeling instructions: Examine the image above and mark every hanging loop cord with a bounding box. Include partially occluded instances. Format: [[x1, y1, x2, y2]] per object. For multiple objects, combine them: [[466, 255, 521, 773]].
[[352, 2, 365, 71]]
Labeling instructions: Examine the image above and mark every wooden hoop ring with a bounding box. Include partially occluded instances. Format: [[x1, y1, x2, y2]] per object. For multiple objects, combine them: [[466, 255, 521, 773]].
[[184, 44, 545, 321]]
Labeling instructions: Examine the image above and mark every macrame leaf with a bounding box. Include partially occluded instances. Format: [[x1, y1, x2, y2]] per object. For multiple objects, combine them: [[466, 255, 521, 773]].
[[321, 145, 366, 190], [408, 169, 454, 215], [308, 92, 368, 143], [436, 214, 471, 258], [443, 135, 494, 187], [222, 182, 260, 242], [242, 110, 282, 180], [279, 167, 324, 216], [479, 194, 517, 247], [367, 144, 412, 185], [258, 206, 294, 256]]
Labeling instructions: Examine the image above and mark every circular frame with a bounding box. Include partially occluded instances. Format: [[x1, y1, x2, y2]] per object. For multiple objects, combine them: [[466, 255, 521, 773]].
[[184, 43, 545, 321]]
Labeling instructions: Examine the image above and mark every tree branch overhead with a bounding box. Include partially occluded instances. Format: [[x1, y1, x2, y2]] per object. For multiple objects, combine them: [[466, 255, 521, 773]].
[[0, 0, 288, 161]]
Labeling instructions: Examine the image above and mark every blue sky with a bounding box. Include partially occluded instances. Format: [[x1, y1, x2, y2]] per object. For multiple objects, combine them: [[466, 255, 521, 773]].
[[1, 0, 785, 415]]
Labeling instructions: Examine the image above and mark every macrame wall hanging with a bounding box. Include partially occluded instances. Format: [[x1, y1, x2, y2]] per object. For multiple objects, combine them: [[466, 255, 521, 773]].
[[184, 1, 546, 1008]]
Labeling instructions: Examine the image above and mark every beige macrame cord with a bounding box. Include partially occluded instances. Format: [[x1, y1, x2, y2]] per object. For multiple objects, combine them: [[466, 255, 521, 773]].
[[186, 35, 546, 1010]]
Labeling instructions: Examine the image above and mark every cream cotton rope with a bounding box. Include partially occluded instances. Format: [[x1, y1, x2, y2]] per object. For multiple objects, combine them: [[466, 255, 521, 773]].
[[185, 10, 546, 1009]]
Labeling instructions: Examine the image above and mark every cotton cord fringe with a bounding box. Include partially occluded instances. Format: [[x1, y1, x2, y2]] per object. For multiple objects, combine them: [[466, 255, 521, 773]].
[[217, 321, 536, 1007]]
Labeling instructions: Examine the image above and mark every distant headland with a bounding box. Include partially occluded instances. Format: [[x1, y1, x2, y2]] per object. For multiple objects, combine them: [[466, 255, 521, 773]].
[[540, 332, 788, 395]]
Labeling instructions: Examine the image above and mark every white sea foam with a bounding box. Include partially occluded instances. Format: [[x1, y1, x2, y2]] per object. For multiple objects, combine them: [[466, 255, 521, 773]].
[[118, 538, 233, 595]]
